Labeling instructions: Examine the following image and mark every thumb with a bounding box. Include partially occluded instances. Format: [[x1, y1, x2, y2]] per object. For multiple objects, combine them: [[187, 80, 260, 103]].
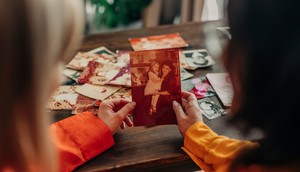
[[116, 102, 136, 118], [172, 101, 186, 120]]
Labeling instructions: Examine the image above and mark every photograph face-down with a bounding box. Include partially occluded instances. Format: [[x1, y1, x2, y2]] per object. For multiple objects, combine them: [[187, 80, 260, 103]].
[[130, 49, 182, 126]]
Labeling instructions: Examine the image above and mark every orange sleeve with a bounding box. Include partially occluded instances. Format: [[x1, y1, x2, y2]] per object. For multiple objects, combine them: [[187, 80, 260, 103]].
[[182, 121, 258, 172], [50, 112, 114, 172]]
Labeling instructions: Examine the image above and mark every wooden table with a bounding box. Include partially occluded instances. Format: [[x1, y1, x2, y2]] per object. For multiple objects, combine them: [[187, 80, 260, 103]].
[[54, 21, 259, 172]]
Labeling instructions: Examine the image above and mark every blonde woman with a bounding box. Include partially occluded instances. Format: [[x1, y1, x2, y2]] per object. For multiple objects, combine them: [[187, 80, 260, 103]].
[[0, 0, 135, 172]]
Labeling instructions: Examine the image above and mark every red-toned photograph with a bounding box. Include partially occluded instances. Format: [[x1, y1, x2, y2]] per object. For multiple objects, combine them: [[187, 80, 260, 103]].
[[130, 49, 182, 126], [129, 33, 189, 51]]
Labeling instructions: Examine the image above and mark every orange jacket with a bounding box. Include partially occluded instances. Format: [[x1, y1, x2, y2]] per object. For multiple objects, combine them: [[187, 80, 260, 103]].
[[182, 121, 258, 172], [50, 112, 114, 172]]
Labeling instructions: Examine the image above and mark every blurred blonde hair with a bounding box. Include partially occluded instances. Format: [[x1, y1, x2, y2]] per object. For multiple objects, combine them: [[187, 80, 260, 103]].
[[0, 0, 83, 171]]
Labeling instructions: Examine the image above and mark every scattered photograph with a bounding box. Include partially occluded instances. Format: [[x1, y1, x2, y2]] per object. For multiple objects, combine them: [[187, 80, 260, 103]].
[[180, 68, 193, 81], [107, 65, 131, 87], [198, 98, 227, 120], [66, 52, 114, 70], [47, 86, 79, 110], [181, 77, 216, 99], [105, 87, 132, 101], [87, 46, 117, 63], [93, 88, 131, 108], [71, 94, 98, 115], [105, 50, 131, 87], [206, 73, 233, 107], [62, 68, 82, 82], [75, 83, 121, 100], [179, 50, 195, 70], [77, 61, 121, 85], [129, 33, 188, 51], [115, 50, 130, 67], [183, 49, 215, 69]]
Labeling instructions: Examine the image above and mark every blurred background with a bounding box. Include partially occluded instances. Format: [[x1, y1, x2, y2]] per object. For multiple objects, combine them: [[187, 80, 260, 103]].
[[84, 0, 226, 34]]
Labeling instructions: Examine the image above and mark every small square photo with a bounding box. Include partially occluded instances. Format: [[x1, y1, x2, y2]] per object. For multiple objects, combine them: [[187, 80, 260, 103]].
[[183, 49, 215, 69]]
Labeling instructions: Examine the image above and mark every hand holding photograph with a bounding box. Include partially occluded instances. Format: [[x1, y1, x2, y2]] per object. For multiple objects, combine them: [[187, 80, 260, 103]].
[[130, 49, 182, 126]]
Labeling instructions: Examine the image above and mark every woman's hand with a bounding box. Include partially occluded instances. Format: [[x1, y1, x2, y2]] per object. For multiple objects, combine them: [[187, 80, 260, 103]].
[[97, 99, 136, 134], [173, 91, 203, 136]]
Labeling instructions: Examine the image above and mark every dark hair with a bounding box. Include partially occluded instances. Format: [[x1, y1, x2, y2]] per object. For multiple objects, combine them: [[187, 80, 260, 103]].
[[161, 60, 174, 71], [225, 0, 300, 168], [160, 60, 174, 78]]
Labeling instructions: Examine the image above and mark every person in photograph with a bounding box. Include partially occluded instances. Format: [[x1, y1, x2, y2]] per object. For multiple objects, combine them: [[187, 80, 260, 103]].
[[132, 68, 148, 86], [144, 61, 162, 115], [154, 60, 180, 125], [132, 71, 142, 85]]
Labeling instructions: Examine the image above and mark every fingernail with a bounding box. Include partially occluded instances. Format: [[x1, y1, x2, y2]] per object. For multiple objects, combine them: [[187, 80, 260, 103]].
[[131, 102, 136, 108], [173, 101, 179, 106]]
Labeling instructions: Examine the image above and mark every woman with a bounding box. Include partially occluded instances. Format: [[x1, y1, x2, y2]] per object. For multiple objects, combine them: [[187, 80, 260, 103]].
[[173, 0, 300, 171], [154, 60, 181, 125], [0, 0, 135, 172]]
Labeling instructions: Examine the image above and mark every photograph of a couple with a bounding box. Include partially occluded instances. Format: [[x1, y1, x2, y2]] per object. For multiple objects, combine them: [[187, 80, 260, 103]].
[[130, 49, 182, 126]]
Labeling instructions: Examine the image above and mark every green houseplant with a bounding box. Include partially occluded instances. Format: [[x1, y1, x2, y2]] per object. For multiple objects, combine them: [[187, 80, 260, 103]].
[[90, 0, 152, 29]]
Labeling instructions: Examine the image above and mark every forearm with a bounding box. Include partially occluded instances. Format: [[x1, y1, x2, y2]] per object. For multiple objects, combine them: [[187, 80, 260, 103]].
[[183, 121, 258, 172], [158, 91, 170, 95], [51, 112, 114, 172]]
